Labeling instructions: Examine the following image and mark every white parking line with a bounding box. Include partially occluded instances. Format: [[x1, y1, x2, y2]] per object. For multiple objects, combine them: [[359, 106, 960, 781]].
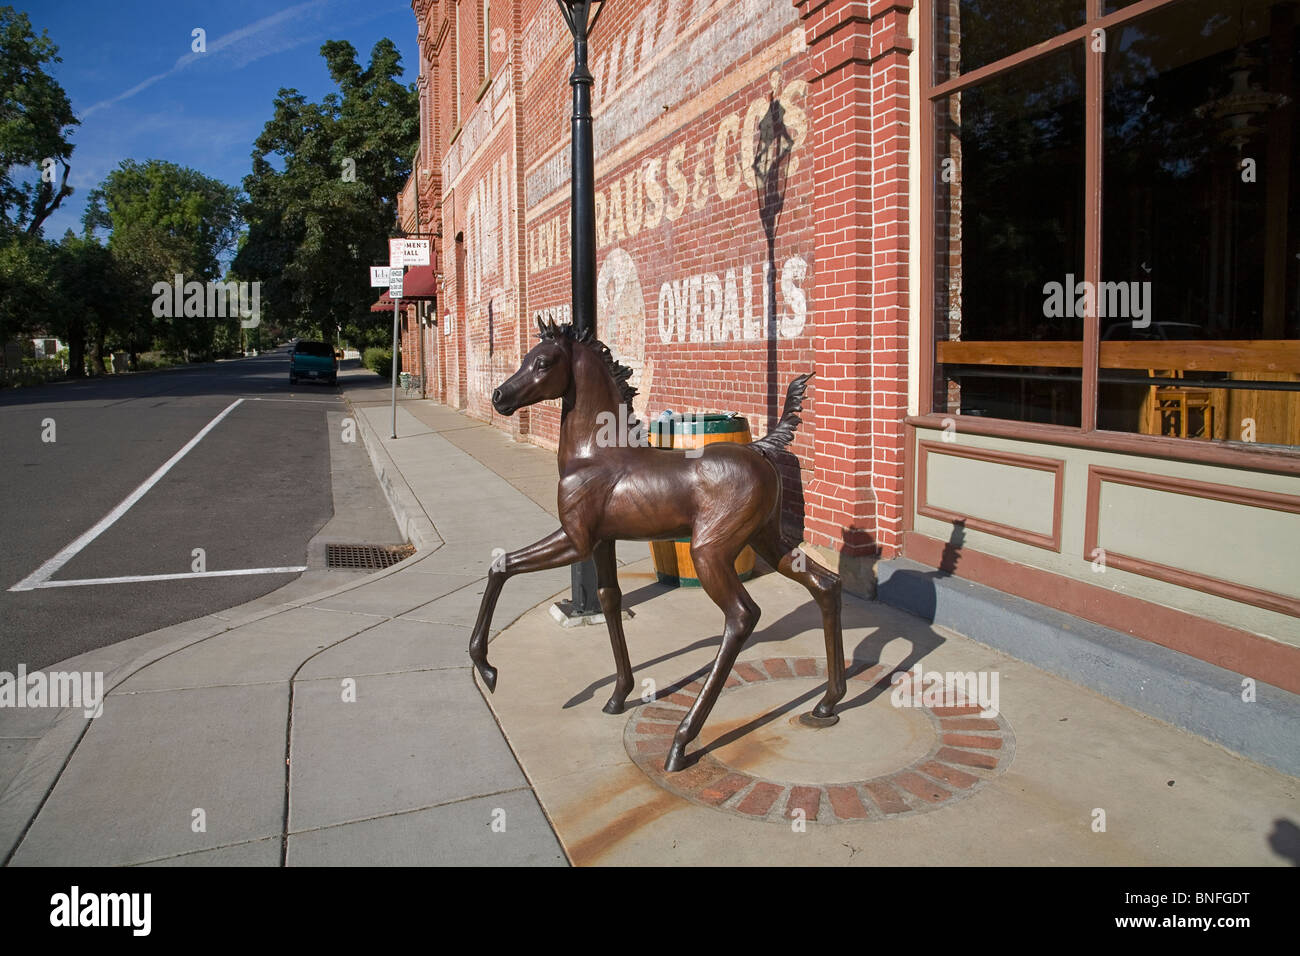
[[248, 397, 343, 404], [9, 399, 246, 592], [28, 567, 308, 589]]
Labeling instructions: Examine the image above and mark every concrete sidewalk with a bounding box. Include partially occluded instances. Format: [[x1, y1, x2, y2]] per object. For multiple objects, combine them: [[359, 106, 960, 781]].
[[0, 396, 569, 865], [2, 389, 1296, 866]]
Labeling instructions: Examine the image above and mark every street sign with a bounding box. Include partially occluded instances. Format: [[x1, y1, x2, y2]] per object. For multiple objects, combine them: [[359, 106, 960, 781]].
[[388, 267, 404, 299], [401, 239, 430, 266], [387, 237, 431, 267], [369, 266, 389, 287]]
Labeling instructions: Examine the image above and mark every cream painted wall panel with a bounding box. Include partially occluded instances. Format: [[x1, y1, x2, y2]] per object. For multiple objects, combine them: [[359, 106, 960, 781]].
[[911, 428, 1300, 645], [926, 452, 1055, 537], [1097, 482, 1300, 599]]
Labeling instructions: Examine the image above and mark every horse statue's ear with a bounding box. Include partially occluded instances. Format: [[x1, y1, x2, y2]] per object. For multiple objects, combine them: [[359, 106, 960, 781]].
[[536, 316, 546, 335], [547, 318, 558, 335]]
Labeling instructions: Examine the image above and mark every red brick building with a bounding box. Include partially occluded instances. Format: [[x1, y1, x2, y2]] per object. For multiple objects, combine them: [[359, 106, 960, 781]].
[[398, 0, 1300, 704]]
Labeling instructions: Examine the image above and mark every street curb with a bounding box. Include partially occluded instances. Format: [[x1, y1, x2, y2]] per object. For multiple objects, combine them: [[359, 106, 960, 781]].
[[345, 397, 441, 554]]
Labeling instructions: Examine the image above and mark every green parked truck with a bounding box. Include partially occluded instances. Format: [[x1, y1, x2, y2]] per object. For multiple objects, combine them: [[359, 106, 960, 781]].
[[288, 340, 338, 385]]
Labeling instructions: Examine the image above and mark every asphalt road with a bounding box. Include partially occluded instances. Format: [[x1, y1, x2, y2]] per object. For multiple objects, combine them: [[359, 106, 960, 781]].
[[0, 350, 372, 672]]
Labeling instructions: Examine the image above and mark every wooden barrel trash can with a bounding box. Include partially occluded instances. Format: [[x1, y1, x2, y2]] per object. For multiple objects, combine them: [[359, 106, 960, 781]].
[[647, 411, 757, 587]]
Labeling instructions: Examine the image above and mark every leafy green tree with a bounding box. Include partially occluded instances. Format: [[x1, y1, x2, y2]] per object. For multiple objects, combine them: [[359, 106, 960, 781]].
[[49, 233, 129, 376], [0, 229, 54, 346], [0, 5, 78, 237], [83, 159, 242, 361], [235, 38, 417, 344]]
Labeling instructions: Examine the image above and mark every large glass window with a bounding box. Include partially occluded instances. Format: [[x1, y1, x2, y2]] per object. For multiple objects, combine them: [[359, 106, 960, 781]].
[[1099, 0, 1300, 447], [934, 0, 1085, 84], [933, 47, 1085, 425], [929, 0, 1300, 449]]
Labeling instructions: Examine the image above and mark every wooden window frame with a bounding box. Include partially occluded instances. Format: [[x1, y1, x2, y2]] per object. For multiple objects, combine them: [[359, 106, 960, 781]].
[[915, 0, 1300, 476]]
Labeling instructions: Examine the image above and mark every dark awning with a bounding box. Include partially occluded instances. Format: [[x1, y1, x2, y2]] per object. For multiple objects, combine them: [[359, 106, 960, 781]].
[[370, 290, 394, 312], [401, 265, 438, 301]]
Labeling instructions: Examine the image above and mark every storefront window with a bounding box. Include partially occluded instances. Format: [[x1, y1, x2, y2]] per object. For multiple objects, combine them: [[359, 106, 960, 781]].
[[933, 47, 1085, 425], [934, 0, 1085, 84], [1099, 0, 1299, 447], [929, 0, 1300, 449]]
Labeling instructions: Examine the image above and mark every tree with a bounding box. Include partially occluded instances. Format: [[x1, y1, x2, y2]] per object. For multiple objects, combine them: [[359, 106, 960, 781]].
[[83, 159, 242, 361], [0, 5, 78, 237], [0, 229, 54, 345], [49, 233, 129, 376], [234, 38, 417, 344]]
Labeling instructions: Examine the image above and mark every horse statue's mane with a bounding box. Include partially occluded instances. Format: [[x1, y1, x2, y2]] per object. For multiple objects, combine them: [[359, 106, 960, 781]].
[[537, 319, 639, 426]]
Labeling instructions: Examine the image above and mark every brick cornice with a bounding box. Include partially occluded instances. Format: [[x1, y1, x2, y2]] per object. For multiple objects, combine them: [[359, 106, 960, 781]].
[[794, 0, 913, 80]]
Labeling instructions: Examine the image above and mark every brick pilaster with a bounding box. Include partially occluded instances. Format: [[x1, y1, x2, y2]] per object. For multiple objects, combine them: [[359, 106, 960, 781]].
[[794, 0, 912, 566]]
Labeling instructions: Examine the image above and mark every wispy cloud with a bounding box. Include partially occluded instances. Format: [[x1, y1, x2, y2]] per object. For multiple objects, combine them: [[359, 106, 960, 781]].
[[80, 0, 333, 118]]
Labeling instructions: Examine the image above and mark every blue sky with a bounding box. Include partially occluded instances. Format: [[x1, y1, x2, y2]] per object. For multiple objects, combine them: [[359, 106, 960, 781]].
[[23, 0, 419, 240]]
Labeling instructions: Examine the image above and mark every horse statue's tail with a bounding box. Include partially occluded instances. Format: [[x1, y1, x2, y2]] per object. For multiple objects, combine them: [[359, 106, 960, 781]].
[[749, 372, 814, 461]]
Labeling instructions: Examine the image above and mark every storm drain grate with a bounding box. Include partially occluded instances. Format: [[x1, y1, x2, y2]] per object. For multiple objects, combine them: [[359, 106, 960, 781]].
[[326, 544, 416, 570]]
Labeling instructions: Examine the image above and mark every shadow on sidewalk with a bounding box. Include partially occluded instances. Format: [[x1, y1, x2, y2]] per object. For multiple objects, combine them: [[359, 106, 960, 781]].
[[561, 524, 969, 737]]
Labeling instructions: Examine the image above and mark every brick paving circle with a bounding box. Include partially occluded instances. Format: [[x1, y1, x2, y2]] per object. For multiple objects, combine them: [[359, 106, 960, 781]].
[[624, 656, 1016, 824]]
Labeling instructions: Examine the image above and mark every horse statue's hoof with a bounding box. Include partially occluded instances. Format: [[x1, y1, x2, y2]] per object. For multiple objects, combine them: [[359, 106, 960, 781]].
[[798, 711, 839, 728], [601, 697, 625, 715], [664, 744, 689, 773], [474, 662, 498, 693]]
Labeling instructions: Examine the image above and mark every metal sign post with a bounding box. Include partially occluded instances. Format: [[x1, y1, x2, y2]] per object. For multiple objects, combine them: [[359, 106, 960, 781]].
[[389, 261, 404, 439]]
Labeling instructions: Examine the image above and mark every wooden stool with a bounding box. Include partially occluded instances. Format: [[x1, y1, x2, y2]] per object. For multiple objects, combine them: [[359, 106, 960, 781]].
[[1151, 387, 1214, 438]]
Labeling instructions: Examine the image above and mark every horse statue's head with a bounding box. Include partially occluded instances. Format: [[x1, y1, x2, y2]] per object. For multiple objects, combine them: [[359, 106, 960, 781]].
[[491, 317, 637, 419], [490, 317, 579, 416]]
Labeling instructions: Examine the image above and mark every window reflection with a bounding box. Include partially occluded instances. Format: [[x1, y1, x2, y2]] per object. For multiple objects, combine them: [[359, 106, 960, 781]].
[[935, 0, 1085, 84], [1099, 0, 1299, 446], [933, 47, 1086, 425]]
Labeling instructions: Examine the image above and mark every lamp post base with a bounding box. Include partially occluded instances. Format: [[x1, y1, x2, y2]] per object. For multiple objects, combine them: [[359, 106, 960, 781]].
[[548, 601, 634, 628]]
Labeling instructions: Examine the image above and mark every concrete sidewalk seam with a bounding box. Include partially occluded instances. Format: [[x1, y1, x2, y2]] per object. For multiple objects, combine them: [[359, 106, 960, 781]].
[[285, 785, 535, 837], [127, 836, 280, 867], [471, 668, 573, 867], [292, 664, 472, 683], [281, 614, 397, 866]]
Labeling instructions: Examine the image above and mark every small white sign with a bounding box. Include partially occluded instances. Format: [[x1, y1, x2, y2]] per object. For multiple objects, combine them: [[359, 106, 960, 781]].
[[369, 266, 389, 287], [388, 238, 405, 267], [401, 239, 430, 266], [388, 267, 404, 299]]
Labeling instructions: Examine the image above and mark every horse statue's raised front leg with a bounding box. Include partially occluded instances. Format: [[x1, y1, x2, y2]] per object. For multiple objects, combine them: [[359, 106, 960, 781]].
[[469, 526, 581, 692]]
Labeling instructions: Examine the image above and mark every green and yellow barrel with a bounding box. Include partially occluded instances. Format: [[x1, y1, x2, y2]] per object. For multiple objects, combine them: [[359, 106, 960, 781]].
[[647, 411, 757, 587]]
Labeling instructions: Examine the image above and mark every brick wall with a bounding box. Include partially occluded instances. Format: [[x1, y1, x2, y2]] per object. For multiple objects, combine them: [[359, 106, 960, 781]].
[[407, 0, 914, 574]]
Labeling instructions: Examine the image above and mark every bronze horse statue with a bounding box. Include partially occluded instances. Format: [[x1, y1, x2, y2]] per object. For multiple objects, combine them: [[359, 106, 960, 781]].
[[469, 318, 845, 772]]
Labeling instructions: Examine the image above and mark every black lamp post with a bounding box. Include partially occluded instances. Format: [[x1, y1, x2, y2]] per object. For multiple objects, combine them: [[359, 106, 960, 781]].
[[557, 0, 605, 619]]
